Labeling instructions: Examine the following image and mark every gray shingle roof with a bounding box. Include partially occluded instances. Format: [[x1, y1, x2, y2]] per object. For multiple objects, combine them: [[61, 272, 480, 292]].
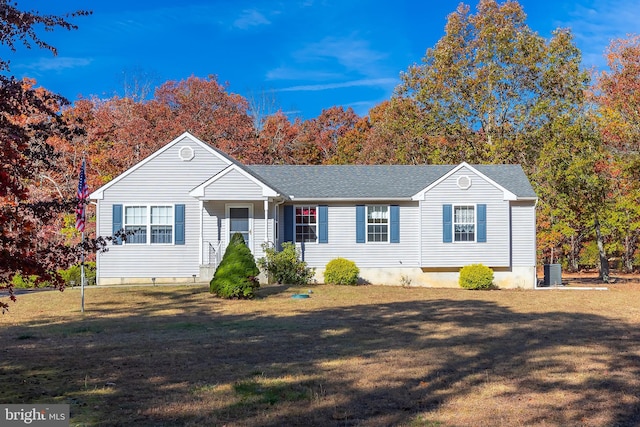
[[246, 164, 537, 200]]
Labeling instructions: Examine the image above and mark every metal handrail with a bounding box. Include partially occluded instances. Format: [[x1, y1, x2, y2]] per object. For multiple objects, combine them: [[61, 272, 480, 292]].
[[207, 241, 222, 268]]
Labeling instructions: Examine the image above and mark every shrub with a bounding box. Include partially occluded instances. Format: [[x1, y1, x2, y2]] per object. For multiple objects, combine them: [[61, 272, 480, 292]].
[[11, 273, 39, 289], [257, 242, 314, 286], [58, 262, 97, 286], [324, 258, 359, 285], [459, 264, 494, 290], [210, 233, 260, 299]]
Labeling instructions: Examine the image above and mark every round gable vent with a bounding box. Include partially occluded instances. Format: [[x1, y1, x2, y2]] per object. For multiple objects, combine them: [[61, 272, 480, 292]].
[[179, 146, 194, 161], [457, 175, 472, 190]]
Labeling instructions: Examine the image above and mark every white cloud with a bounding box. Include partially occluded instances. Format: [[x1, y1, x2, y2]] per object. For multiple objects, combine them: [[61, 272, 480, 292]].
[[294, 36, 388, 75], [560, 0, 640, 68], [266, 66, 343, 81], [233, 9, 271, 30], [21, 57, 92, 72], [277, 77, 398, 92]]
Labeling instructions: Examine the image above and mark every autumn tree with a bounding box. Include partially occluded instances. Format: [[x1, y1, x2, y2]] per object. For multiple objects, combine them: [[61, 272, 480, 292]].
[[0, 2, 90, 311], [154, 75, 256, 161], [290, 106, 359, 164], [253, 111, 302, 164], [397, 0, 588, 169], [591, 35, 640, 272]]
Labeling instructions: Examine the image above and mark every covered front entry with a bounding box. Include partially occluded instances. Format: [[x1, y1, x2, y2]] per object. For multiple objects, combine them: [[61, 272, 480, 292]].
[[227, 204, 253, 250]]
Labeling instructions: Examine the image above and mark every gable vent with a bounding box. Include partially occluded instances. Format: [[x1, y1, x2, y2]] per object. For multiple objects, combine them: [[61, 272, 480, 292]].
[[179, 146, 194, 161], [457, 175, 472, 190]]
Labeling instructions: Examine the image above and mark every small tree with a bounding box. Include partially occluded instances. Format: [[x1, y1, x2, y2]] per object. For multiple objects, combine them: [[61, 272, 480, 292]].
[[257, 242, 314, 286], [210, 233, 260, 299]]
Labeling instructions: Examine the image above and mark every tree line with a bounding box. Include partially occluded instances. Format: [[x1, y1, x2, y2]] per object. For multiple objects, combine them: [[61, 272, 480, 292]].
[[2, 0, 640, 308]]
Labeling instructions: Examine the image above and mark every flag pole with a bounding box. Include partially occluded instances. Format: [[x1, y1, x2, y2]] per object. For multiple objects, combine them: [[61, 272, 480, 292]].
[[76, 157, 88, 313], [81, 230, 85, 313]]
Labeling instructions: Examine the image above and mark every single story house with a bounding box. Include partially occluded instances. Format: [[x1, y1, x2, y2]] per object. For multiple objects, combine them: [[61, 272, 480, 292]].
[[90, 132, 538, 288]]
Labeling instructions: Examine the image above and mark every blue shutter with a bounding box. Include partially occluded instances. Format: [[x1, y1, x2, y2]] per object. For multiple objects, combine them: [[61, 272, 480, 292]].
[[443, 204, 452, 243], [477, 204, 486, 243], [112, 204, 123, 245], [283, 205, 294, 242], [390, 205, 400, 243], [175, 204, 185, 245], [356, 205, 365, 243], [318, 205, 328, 244]]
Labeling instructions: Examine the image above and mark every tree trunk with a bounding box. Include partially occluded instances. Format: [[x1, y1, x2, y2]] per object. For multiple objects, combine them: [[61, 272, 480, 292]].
[[594, 213, 610, 282]]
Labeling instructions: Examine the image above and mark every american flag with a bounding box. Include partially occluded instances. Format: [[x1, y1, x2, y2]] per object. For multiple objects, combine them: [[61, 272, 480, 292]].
[[76, 160, 89, 232]]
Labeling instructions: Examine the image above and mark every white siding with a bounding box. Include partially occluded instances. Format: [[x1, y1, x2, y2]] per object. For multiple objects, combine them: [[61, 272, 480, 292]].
[[202, 200, 272, 262], [421, 166, 511, 267], [202, 169, 264, 199], [511, 201, 536, 267], [96, 136, 229, 280], [278, 202, 421, 269]]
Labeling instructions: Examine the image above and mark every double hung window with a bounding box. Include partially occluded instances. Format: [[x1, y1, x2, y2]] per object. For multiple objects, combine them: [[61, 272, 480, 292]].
[[367, 205, 389, 242], [124, 205, 173, 244], [454, 205, 475, 242], [295, 206, 317, 243]]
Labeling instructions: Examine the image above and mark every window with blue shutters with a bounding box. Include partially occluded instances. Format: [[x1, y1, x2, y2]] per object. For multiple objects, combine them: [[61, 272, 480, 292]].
[[356, 205, 399, 243], [443, 204, 487, 243], [114, 203, 183, 245]]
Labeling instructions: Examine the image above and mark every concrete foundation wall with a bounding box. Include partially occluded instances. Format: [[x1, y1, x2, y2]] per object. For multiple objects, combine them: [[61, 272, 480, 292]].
[[100, 266, 537, 289], [314, 266, 537, 289]]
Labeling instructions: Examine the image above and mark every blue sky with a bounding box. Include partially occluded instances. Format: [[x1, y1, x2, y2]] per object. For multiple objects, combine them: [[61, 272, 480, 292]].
[[3, 0, 640, 119]]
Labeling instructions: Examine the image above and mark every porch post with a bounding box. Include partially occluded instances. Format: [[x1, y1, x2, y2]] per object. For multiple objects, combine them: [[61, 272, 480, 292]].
[[199, 200, 203, 265], [264, 200, 269, 244]]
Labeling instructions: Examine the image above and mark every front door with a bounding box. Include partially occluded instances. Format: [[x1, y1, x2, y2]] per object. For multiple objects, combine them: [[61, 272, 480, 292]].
[[228, 205, 252, 250]]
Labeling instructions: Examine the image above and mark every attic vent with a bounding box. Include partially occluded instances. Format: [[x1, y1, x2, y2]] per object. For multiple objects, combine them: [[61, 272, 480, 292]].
[[457, 175, 472, 190], [179, 146, 194, 161]]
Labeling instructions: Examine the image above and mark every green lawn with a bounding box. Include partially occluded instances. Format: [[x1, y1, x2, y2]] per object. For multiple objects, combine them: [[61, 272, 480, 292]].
[[1, 283, 640, 426]]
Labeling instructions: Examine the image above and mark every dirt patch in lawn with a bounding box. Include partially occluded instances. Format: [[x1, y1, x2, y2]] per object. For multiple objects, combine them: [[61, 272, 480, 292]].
[[2, 284, 640, 426]]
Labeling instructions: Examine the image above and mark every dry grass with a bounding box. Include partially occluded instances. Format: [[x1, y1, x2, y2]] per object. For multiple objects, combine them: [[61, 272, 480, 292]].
[[2, 281, 640, 426]]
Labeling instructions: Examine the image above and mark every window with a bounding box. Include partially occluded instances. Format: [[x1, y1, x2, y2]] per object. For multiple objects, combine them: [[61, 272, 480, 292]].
[[367, 205, 388, 242], [124, 205, 173, 244], [125, 206, 147, 244], [151, 206, 173, 244], [295, 206, 317, 242], [454, 205, 475, 242]]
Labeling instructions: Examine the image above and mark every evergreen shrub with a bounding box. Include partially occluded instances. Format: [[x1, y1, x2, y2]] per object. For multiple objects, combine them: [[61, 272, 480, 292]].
[[459, 263, 494, 290], [210, 233, 260, 299], [324, 258, 359, 285]]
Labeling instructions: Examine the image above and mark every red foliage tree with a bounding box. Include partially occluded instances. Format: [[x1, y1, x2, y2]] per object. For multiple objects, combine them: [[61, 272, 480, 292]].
[[0, 3, 90, 312]]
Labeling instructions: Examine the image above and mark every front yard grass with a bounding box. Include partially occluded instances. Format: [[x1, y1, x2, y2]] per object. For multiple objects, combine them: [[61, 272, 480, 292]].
[[1, 283, 640, 426]]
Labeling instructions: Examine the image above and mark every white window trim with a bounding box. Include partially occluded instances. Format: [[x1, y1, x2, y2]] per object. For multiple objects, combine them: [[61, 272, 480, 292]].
[[123, 203, 176, 245], [366, 205, 390, 243], [294, 205, 318, 244], [226, 203, 254, 253], [452, 204, 476, 243]]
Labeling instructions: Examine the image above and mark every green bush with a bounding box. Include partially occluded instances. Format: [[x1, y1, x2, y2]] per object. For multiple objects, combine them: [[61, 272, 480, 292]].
[[459, 264, 494, 290], [59, 262, 97, 286], [11, 273, 39, 289], [210, 233, 260, 299], [257, 242, 315, 286], [324, 258, 359, 285]]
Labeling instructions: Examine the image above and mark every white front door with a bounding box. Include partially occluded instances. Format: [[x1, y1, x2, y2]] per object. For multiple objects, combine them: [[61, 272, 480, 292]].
[[227, 204, 253, 251]]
